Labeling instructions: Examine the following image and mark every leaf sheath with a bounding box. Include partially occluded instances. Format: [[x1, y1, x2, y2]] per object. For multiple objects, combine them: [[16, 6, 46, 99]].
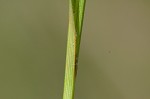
[[63, 0, 86, 99]]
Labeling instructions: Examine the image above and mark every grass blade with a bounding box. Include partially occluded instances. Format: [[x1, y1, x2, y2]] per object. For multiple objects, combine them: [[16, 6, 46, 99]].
[[63, 0, 86, 99]]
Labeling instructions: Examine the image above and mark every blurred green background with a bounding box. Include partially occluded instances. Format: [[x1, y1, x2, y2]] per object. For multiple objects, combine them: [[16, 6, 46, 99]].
[[0, 0, 150, 99]]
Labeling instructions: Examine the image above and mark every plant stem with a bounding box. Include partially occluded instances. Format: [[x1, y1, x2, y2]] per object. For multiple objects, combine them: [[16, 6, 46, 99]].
[[63, 0, 86, 99]]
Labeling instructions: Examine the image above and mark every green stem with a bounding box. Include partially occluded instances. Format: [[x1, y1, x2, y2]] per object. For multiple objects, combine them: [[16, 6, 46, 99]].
[[63, 0, 86, 99]]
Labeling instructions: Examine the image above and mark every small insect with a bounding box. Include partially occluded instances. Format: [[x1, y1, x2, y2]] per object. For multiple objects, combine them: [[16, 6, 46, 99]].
[[108, 50, 111, 54]]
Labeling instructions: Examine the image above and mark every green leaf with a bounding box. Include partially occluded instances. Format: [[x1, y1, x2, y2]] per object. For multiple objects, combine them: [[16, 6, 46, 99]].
[[63, 0, 86, 99]]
